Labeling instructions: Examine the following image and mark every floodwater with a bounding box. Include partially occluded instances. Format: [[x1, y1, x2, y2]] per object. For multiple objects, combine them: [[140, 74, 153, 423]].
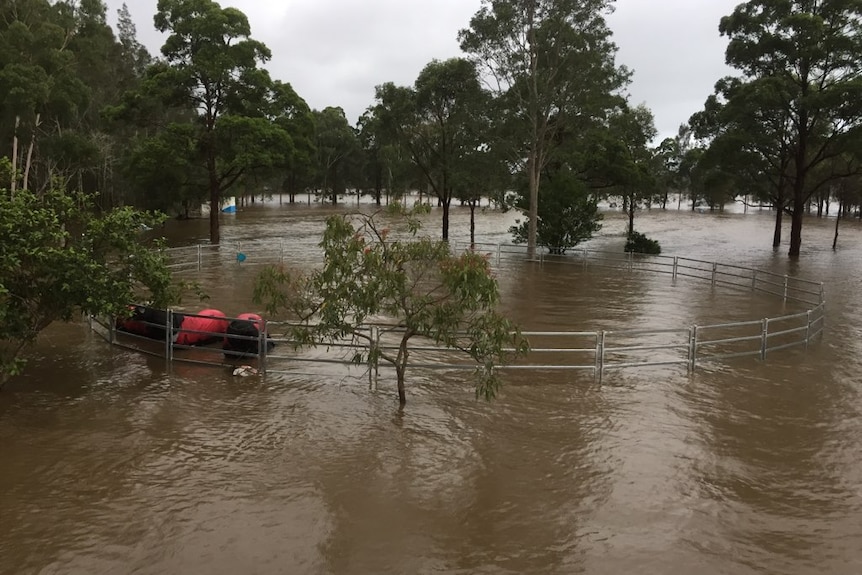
[[1, 200, 861, 575]]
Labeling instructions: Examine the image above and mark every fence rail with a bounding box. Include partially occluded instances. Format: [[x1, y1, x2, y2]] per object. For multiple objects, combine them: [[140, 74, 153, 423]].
[[90, 242, 826, 383]]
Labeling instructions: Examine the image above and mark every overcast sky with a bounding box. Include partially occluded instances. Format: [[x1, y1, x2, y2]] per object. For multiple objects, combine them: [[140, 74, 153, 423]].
[[106, 0, 741, 141]]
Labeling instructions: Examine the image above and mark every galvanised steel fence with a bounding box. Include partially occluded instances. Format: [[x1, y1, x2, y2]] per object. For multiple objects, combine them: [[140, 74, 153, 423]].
[[88, 241, 825, 384]]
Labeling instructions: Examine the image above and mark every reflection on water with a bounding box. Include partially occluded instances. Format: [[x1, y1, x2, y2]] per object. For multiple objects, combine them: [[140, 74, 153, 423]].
[[1, 202, 861, 575]]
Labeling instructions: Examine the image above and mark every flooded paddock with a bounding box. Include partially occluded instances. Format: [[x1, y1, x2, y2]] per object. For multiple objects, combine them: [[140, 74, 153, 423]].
[[1, 202, 860, 574]]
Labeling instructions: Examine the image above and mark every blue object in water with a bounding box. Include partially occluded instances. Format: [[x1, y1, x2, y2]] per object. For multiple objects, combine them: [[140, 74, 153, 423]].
[[236, 252, 247, 263], [222, 205, 237, 213]]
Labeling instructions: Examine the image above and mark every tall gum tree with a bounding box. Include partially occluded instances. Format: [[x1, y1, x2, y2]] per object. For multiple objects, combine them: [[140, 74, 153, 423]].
[[593, 104, 658, 238], [0, 0, 89, 194], [312, 106, 358, 205], [459, 0, 629, 258], [373, 58, 486, 240], [700, 0, 862, 257], [412, 58, 486, 241], [152, 0, 281, 244]]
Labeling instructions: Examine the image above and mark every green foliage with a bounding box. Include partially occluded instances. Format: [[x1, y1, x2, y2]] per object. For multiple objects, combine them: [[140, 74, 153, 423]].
[[0, 157, 12, 188], [0, 187, 189, 387], [254, 204, 529, 405], [589, 104, 660, 236], [373, 58, 488, 240], [624, 231, 661, 255], [312, 106, 359, 203], [509, 169, 602, 254], [460, 0, 630, 256], [693, 0, 862, 256], [130, 0, 294, 243]]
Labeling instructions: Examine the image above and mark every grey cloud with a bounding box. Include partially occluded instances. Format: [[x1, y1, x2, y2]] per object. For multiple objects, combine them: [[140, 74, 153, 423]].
[[108, 0, 741, 138]]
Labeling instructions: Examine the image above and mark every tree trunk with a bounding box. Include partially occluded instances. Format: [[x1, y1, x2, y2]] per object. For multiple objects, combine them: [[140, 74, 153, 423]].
[[11, 115, 20, 194], [441, 193, 451, 241], [395, 335, 410, 406], [396, 365, 406, 406], [833, 198, 841, 250], [627, 194, 635, 237], [22, 113, 40, 192], [207, 155, 220, 245], [526, 3, 541, 261], [789, 196, 805, 258], [772, 207, 783, 248], [469, 200, 476, 248], [527, 152, 539, 259]]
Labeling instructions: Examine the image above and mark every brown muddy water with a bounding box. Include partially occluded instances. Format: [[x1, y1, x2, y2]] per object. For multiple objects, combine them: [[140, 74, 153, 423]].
[[1, 200, 861, 575]]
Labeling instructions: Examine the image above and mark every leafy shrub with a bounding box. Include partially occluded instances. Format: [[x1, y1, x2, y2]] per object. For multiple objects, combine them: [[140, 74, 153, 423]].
[[625, 231, 661, 254]]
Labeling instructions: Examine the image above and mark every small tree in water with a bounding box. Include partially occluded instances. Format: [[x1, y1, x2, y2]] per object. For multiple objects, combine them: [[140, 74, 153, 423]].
[[253, 204, 528, 406], [0, 188, 188, 388]]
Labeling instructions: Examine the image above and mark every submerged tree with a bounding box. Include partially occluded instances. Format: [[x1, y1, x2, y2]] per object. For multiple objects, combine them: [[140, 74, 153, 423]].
[[312, 106, 359, 204], [0, 187, 186, 388], [590, 104, 659, 239], [147, 0, 291, 244], [509, 168, 602, 254], [253, 204, 529, 407], [460, 0, 629, 257], [696, 0, 862, 257], [373, 58, 487, 240]]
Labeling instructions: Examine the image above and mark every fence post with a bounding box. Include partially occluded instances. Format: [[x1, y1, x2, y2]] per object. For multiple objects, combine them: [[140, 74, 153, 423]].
[[819, 282, 824, 305], [628, 250, 633, 272], [688, 325, 698, 372], [259, 319, 267, 375], [673, 257, 679, 281], [368, 326, 376, 391], [711, 262, 718, 286], [166, 309, 174, 363], [596, 331, 606, 384], [373, 327, 380, 391], [751, 269, 757, 291], [760, 318, 769, 360], [197, 244, 202, 271], [783, 275, 788, 301]]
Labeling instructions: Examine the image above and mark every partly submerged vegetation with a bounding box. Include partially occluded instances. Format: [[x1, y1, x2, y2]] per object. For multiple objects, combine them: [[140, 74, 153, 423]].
[[3, 0, 862, 386]]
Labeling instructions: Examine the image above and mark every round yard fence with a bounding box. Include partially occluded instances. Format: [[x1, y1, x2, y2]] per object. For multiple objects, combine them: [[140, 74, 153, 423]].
[[88, 241, 825, 385]]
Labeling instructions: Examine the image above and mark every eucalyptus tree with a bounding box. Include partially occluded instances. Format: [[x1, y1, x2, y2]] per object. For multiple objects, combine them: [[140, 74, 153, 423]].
[[0, 0, 89, 193], [116, 2, 151, 78], [356, 108, 414, 206], [690, 77, 794, 245], [453, 138, 511, 247], [271, 80, 315, 203], [508, 165, 602, 254], [611, 105, 658, 237], [312, 106, 359, 204], [148, 0, 292, 244], [696, 0, 862, 257], [253, 204, 529, 407], [356, 110, 387, 205], [374, 58, 487, 240], [459, 0, 629, 257], [653, 137, 682, 209]]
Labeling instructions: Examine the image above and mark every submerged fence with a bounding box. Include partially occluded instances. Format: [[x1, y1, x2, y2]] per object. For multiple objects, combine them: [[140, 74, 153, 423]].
[[89, 241, 826, 383]]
